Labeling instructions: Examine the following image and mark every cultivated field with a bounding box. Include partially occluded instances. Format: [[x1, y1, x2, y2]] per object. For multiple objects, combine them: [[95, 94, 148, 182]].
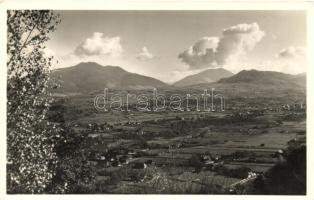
[[48, 91, 306, 194]]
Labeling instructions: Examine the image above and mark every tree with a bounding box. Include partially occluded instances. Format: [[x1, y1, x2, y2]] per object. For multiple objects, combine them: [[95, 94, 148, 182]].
[[7, 10, 61, 193], [263, 145, 306, 195], [47, 126, 97, 194], [243, 143, 306, 195]]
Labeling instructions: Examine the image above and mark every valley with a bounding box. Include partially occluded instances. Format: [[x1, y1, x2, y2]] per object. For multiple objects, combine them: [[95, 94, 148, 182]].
[[48, 64, 306, 193]]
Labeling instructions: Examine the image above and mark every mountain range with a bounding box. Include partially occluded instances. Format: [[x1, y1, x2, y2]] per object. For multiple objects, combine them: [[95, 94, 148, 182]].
[[186, 69, 306, 98], [51, 62, 306, 97], [218, 69, 305, 88]]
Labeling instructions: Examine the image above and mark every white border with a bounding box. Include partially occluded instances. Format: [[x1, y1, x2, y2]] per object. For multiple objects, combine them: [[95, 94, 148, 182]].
[[0, 0, 313, 200]]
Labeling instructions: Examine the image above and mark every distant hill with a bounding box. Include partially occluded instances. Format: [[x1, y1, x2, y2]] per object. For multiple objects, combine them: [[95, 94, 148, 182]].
[[51, 62, 168, 93], [173, 68, 233, 87], [185, 69, 306, 99], [218, 69, 305, 88], [292, 72, 307, 87]]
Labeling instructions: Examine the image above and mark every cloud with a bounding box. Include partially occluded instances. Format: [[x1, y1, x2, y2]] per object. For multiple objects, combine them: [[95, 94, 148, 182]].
[[178, 23, 265, 69], [178, 37, 219, 68], [277, 46, 306, 59], [274, 46, 306, 74], [41, 47, 55, 58], [136, 46, 154, 60], [270, 34, 277, 41], [251, 46, 306, 75], [216, 23, 265, 65], [74, 32, 123, 57], [40, 47, 59, 68]]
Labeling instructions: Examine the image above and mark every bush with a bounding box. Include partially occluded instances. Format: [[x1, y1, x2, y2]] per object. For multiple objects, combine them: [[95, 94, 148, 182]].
[[216, 166, 251, 179], [263, 145, 306, 195]]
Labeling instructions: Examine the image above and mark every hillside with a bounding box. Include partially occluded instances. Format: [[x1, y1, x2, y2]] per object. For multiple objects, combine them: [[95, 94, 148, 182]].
[[173, 68, 233, 87], [51, 62, 168, 93], [218, 70, 305, 88], [185, 70, 306, 99]]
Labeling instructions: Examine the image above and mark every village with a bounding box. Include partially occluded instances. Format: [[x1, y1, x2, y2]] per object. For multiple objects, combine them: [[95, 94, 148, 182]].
[[61, 100, 306, 193]]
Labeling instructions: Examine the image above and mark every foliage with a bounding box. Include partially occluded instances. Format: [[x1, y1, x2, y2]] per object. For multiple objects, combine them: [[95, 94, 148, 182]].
[[47, 127, 97, 193], [216, 166, 251, 179], [263, 145, 306, 195], [7, 10, 60, 193], [242, 142, 306, 195]]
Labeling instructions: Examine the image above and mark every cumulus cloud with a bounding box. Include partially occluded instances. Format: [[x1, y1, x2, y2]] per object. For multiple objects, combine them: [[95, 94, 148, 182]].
[[252, 46, 306, 75], [136, 46, 154, 60], [274, 46, 306, 74], [216, 23, 265, 65], [74, 32, 123, 57], [178, 37, 219, 68], [277, 46, 306, 59], [178, 22, 265, 69]]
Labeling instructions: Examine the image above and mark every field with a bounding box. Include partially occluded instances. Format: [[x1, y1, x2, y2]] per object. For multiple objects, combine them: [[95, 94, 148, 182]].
[[48, 90, 306, 194]]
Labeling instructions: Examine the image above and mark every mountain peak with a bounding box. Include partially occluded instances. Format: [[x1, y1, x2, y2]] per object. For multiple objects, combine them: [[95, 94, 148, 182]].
[[75, 61, 103, 68], [51, 62, 168, 93], [173, 67, 233, 87], [74, 62, 125, 71]]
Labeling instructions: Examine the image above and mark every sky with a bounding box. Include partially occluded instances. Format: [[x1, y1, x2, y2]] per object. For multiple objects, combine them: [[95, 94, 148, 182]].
[[46, 10, 307, 83]]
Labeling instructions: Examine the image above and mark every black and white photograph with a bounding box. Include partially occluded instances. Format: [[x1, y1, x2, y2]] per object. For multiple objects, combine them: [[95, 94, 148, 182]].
[[1, 0, 313, 197]]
